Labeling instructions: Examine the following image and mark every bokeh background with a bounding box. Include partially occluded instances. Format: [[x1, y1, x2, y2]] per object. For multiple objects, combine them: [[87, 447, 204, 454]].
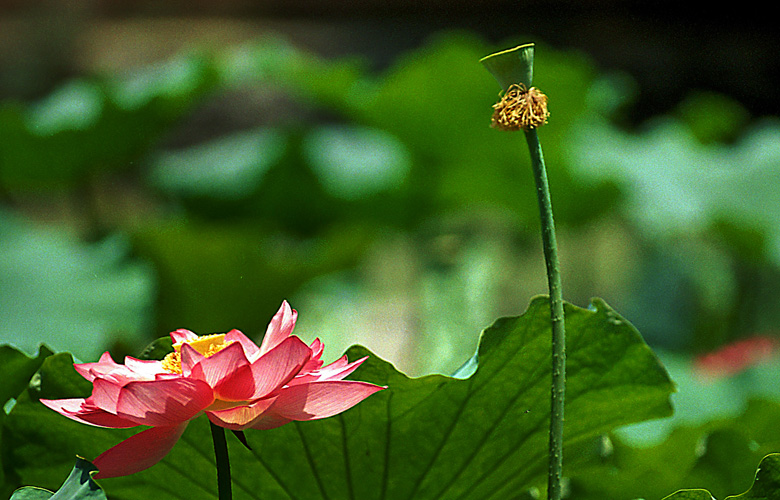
[[2, 1, 780, 446]]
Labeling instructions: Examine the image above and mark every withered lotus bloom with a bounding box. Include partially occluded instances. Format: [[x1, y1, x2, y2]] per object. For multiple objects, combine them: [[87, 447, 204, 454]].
[[41, 301, 385, 478]]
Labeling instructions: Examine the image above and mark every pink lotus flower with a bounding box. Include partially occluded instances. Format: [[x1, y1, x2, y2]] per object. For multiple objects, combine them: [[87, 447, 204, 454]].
[[41, 301, 385, 478]]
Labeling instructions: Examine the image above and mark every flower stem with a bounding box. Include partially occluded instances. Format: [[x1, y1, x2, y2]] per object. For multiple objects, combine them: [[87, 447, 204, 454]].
[[481, 44, 567, 500], [525, 127, 566, 500], [210, 422, 233, 500]]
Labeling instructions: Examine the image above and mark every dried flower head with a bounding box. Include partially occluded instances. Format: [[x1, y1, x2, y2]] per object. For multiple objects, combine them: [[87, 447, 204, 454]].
[[490, 83, 549, 131]]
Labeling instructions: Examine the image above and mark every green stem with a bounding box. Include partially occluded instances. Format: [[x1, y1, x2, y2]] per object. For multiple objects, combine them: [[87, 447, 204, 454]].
[[210, 421, 233, 500], [524, 128, 566, 500], [481, 42, 567, 500]]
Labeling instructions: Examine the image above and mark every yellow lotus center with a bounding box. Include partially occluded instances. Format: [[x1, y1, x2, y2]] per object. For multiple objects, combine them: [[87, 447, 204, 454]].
[[161, 333, 234, 374]]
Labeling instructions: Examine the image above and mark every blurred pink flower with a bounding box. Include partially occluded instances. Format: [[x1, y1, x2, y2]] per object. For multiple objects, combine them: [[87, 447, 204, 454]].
[[694, 334, 780, 380], [41, 301, 384, 478]]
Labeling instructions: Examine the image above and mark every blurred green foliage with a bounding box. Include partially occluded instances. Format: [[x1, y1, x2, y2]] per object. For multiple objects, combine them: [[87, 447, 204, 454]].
[[0, 29, 778, 372], [0, 32, 619, 368], [569, 85, 780, 352], [572, 349, 780, 498], [1, 27, 779, 500], [0, 212, 154, 360], [0, 53, 218, 191], [573, 403, 780, 499]]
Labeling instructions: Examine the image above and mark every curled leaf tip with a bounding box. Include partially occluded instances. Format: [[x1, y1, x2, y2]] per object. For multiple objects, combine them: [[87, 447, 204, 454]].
[[490, 83, 549, 131]]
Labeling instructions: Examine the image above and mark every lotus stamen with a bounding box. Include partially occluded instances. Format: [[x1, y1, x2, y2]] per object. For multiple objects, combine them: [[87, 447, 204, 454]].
[[490, 83, 549, 131]]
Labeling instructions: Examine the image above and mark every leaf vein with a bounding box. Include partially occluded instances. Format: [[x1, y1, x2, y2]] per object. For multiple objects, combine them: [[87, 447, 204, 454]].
[[404, 376, 476, 499], [432, 318, 551, 500], [380, 392, 393, 500], [295, 421, 330, 500], [245, 438, 299, 500], [339, 414, 355, 500]]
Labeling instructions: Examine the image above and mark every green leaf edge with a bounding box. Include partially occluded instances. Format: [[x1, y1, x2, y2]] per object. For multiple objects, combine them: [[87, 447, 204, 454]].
[[11, 457, 106, 500], [662, 453, 780, 500]]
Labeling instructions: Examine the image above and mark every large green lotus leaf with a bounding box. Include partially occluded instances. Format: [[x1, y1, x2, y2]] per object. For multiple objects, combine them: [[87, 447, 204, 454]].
[[5, 297, 673, 499], [10, 457, 106, 500], [663, 453, 780, 500]]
